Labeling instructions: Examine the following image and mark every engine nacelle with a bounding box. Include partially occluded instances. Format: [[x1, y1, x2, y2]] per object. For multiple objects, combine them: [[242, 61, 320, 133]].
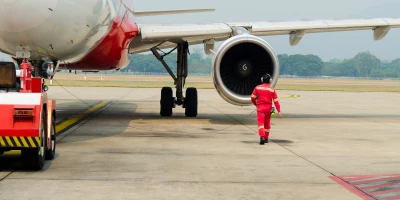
[[212, 34, 280, 106]]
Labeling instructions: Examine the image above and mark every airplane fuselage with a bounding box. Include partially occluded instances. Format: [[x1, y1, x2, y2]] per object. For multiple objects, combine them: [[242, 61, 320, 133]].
[[0, 0, 138, 71]]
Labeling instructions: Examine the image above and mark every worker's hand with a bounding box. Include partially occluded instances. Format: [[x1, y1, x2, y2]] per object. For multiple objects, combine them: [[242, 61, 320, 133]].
[[278, 112, 283, 119]]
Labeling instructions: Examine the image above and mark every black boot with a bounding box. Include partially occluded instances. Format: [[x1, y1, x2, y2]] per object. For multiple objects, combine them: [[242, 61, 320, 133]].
[[260, 137, 265, 145]]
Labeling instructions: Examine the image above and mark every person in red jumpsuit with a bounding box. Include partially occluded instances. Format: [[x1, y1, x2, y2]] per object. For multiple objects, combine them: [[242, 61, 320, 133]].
[[251, 73, 282, 145]]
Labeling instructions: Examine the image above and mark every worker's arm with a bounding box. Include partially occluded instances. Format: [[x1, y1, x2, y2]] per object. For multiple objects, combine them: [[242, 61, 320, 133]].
[[251, 88, 258, 105], [272, 90, 282, 118]]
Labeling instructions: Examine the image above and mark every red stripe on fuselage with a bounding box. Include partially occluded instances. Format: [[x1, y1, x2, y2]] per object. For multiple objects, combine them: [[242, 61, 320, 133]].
[[65, 13, 138, 71]]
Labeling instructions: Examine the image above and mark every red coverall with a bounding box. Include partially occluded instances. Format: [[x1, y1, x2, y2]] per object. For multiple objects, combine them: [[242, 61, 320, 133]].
[[251, 83, 281, 139]]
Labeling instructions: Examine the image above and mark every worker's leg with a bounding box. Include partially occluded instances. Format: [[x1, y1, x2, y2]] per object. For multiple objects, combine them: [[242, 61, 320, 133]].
[[264, 112, 271, 139], [257, 111, 266, 138]]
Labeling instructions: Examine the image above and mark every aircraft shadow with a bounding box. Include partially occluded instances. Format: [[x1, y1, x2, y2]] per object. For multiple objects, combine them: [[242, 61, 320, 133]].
[[55, 100, 400, 145]]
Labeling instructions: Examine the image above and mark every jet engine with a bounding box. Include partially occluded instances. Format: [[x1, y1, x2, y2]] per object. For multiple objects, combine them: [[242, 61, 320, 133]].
[[212, 34, 280, 106]]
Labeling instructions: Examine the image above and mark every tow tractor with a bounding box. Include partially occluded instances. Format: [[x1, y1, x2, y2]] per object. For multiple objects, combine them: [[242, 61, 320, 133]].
[[0, 59, 56, 170]]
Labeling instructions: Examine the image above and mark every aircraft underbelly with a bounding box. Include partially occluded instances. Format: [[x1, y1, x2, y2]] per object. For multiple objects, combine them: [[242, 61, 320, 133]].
[[0, 0, 114, 62]]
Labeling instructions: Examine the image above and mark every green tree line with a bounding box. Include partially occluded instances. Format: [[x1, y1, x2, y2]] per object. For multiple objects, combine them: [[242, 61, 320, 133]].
[[122, 49, 400, 78], [124, 48, 212, 75]]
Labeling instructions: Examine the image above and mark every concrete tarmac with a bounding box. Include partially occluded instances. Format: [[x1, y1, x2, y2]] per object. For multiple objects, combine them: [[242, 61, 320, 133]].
[[1, 87, 400, 200]]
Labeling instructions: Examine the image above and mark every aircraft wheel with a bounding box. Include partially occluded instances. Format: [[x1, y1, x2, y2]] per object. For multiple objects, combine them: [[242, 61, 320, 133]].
[[45, 116, 56, 160], [22, 108, 46, 170], [185, 87, 198, 117], [160, 87, 174, 117]]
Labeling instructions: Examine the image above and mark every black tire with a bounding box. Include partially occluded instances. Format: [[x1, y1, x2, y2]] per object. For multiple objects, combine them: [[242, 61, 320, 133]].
[[185, 87, 198, 117], [45, 116, 56, 160], [22, 109, 46, 170], [160, 87, 173, 117]]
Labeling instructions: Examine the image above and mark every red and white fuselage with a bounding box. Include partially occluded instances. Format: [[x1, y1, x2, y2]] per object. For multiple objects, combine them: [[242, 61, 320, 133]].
[[0, 0, 138, 71]]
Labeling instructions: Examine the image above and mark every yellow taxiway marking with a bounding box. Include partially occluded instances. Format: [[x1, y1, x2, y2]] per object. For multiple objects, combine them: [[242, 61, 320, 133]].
[[55, 100, 109, 133], [2, 100, 109, 156]]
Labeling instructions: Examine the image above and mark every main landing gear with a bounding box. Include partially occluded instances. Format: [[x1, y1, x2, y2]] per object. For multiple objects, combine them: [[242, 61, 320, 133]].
[[151, 42, 198, 117]]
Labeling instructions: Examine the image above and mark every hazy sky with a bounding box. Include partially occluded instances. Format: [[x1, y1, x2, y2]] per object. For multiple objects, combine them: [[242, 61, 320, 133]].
[[133, 0, 400, 61]]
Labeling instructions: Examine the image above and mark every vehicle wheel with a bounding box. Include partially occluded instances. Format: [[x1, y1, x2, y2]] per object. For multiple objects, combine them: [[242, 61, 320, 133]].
[[185, 87, 198, 117], [160, 87, 173, 117], [45, 116, 56, 160], [22, 109, 46, 170]]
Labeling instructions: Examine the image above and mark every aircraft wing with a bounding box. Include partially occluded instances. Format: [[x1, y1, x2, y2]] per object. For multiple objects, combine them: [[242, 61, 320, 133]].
[[129, 18, 400, 53]]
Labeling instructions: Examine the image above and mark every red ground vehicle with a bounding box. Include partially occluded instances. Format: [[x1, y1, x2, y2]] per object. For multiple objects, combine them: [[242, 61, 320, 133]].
[[0, 60, 56, 170]]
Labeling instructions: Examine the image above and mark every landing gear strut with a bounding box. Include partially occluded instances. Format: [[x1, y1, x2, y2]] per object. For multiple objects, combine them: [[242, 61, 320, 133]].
[[152, 42, 198, 117], [30, 60, 45, 78]]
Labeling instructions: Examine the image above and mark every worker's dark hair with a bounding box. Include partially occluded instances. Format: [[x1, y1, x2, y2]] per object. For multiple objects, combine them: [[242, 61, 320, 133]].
[[261, 73, 272, 84]]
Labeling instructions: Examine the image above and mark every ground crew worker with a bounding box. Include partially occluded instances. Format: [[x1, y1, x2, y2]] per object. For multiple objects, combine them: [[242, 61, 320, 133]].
[[251, 73, 282, 145]]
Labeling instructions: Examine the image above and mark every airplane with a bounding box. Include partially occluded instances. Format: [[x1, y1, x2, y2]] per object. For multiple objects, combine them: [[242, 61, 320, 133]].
[[0, 0, 399, 118]]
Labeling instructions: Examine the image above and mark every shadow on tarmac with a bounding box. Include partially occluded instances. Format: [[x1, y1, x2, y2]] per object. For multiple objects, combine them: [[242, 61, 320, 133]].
[[0, 152, 59, 171], [54, 99, 400, 145], [241, 139, 294, 145], [2, 99, 396, 172]]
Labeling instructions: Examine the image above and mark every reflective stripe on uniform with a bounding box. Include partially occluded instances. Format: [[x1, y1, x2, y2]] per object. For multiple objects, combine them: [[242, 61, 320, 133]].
[[259, 126, 264, 129], [274, 98, 279, 102], [256, 87, 275, 92], [264, 129, 270, 132], [251, 94, 257, 98]]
